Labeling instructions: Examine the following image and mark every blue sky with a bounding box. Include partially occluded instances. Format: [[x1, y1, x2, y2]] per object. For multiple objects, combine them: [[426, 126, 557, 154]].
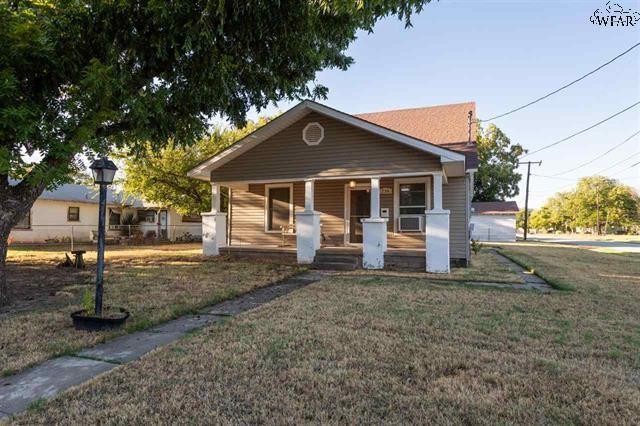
[[246, 0, 640, 208]]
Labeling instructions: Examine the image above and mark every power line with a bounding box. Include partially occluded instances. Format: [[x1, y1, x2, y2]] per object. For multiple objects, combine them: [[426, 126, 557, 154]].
[[551, 130, 640, 176], [531, 174, 579, 181], [479, 42, 640, 122], [520, 101, 640, 158], [610, 160, 640, 177], [593, 151, 640, 175]]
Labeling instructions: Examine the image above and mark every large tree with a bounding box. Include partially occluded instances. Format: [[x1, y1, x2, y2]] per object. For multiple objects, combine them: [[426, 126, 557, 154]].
[[0, 0, 432, 305], [529, 176, 639, 234], [121, 119, 269, 215], [473, 124, 526, 202]]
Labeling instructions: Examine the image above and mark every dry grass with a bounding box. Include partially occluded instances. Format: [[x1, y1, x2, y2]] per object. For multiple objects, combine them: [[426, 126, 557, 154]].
[[1, 244, 301, 375], [11, 242, 640, 424]]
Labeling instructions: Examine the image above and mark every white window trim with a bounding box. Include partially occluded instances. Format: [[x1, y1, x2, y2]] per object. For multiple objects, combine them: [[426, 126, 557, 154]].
[[264, 183, 294, 233], [393, 177, 431, 234]]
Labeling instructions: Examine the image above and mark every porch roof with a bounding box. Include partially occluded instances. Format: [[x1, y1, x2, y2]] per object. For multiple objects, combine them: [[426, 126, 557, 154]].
[[188, 101, 469, 181]]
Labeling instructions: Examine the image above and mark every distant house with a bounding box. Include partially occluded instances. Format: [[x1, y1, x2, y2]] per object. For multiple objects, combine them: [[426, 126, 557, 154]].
[[9, 183, 202, 244], [470, 201, 519, 242]]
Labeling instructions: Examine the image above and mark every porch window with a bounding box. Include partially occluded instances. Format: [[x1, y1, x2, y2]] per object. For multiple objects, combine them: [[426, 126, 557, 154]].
[[394, 178, 429, 233], [265, 184, 293, 232]]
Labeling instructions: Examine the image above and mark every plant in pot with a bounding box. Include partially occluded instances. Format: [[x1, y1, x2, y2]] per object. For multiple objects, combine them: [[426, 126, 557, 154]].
[[71, 157, 130, 331]]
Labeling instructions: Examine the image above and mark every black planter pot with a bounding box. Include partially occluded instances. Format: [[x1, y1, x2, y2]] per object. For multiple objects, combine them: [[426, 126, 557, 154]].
[[71, 307, 130, 331]]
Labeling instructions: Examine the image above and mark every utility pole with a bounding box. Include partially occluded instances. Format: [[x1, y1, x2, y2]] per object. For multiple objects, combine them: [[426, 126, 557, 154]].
[[595, 182, 600, 235], [519, 161, 542, 241]]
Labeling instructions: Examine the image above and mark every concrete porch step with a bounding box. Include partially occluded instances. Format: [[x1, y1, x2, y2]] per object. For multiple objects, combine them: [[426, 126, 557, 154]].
[[311, 261, 357, 271], [313, 254, 359, 264]]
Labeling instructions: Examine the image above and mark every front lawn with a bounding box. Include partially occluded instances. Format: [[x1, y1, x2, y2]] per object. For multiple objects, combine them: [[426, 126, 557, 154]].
[[13, 242, 640, 423], [1, 244, 301, 376], [347, 249, 524, 284]]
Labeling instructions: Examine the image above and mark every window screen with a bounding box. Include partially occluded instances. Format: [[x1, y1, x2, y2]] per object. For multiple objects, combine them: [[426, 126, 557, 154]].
[[399, 183, 426, 215]]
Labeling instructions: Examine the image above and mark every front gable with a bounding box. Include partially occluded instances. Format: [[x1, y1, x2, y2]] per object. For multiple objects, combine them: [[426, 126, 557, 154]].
[[188, 101, 467, 182], [209, 111, 443, 182]]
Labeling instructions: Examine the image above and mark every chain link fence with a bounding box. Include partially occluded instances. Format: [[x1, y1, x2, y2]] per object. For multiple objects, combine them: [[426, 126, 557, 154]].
[[9, 224, 203, 249]]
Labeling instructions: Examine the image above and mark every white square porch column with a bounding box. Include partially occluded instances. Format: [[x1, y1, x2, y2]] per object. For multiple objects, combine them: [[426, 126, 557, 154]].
[[425, 173, 450, 273], [362, 177, 388, 269], [202, 182, 227, 256], [296, 179, 321, 264]]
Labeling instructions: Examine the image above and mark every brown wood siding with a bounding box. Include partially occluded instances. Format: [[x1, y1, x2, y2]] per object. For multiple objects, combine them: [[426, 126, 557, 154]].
[[315, 180, 346, 246], [443, 177, 468, 260], [211, 112, 442, 182], [230, 183, 303, 246], [228, 176, 467, 258]]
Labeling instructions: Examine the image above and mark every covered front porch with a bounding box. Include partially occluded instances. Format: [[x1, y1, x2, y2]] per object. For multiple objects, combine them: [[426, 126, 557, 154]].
[[202, 174, 452, 273]]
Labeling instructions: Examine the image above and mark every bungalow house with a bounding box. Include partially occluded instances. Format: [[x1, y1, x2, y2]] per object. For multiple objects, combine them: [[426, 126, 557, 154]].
[[188, 100, 478, 273], [9, 183, 202, 244]]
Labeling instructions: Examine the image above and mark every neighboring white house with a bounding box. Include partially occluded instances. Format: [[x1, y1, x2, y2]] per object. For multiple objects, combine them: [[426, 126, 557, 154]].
[[470, 201, 519, 242], [9, 183, 202, 243]]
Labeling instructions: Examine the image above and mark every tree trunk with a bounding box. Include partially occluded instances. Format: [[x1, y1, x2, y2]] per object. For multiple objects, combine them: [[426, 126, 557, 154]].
[[0, 179, 48, 306], [0, 228, 9, 307]]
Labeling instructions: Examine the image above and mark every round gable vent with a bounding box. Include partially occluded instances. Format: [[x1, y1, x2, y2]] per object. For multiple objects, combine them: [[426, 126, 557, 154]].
[[303, 122, 324, 146]]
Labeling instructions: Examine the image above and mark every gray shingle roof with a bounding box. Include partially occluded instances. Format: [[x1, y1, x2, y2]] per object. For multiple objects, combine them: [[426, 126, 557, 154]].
[[10, 180, 147, 207]]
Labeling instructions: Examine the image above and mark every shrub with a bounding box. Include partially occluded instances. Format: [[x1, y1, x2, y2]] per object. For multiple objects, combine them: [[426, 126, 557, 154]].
[[471, 239, 483, 255]]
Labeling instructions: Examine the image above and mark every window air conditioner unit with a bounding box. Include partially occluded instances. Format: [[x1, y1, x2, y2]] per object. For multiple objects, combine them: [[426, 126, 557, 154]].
[[398, 215, 422, 232]]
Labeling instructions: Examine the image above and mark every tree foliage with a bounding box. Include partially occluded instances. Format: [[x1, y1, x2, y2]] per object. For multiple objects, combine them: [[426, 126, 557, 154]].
[[121, 119, 269, 215], [0, 0, 433, 305], [473, 124, 526, 202], [529, 176, 640, 233]]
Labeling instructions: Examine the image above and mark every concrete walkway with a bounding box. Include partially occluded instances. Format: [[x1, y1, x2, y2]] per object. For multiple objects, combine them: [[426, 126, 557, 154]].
[[529, 234, 640, 254], [0, 271, 323, 420], [490, 250, 552, 292]]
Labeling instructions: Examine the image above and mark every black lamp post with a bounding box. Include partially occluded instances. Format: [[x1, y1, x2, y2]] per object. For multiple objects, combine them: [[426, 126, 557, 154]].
[[89, 157, 118, 316]]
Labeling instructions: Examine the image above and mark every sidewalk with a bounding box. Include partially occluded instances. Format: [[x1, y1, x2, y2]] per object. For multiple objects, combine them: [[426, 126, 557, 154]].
[[0, 271, 324, 420]]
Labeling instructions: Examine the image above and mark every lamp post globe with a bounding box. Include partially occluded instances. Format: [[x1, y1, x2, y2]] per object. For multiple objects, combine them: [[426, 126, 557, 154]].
[[89, 156, 118, 316], [89, 157, 118, 185]]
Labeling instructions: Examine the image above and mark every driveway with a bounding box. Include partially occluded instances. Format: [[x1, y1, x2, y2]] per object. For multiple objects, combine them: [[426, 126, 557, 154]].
[[528, 234, 640, 254]]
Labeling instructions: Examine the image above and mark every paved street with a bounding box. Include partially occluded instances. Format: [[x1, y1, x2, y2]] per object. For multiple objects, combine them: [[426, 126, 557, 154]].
[[528, 234, 640, 254]]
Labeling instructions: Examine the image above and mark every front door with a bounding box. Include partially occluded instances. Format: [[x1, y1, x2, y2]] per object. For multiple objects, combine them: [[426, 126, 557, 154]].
[[349, 189, 370, 244]]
